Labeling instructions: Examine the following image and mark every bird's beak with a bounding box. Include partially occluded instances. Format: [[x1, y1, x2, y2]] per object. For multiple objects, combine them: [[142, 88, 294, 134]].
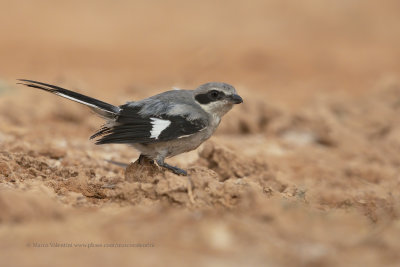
[[228, 94, 243, 104]]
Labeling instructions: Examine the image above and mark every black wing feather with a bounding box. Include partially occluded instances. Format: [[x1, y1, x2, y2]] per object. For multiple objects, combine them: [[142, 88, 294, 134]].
[[92, 104, 206, 145]]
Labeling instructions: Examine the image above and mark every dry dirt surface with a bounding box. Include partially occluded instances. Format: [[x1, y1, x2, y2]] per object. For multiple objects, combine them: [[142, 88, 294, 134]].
[[1, 1, 400, 266]]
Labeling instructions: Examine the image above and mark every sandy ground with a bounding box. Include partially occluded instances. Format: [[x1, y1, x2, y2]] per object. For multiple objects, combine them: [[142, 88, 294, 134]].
[[1, 0, 400, 266]]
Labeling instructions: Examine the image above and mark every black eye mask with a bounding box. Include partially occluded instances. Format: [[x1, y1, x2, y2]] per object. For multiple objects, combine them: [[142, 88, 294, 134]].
[[195, 90, 225, 104]]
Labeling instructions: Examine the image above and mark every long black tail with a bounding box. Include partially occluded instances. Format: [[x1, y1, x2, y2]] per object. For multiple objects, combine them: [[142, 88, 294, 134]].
[[17, 79, 120, 119]]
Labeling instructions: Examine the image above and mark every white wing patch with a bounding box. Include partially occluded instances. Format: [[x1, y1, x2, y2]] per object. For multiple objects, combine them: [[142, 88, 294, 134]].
[[150, 118, 171, 139]]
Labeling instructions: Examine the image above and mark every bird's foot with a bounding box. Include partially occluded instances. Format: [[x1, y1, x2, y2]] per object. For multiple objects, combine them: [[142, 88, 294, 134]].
[[156, 160, 188, 176]]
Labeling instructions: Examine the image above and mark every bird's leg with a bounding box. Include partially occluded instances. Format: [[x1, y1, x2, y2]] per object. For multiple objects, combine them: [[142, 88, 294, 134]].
[[156, 159, 188, 176]]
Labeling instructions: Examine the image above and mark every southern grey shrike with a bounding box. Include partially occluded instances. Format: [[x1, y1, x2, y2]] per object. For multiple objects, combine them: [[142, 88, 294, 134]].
[[18, 79, 243, 175]]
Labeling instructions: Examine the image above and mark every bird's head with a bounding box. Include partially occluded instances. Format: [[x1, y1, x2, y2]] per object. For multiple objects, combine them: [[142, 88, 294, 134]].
[[193, 82, 243, 117]]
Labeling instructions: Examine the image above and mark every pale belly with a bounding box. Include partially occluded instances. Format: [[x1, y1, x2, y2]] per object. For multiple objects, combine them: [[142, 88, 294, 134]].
[[132, 128, 215, 159]]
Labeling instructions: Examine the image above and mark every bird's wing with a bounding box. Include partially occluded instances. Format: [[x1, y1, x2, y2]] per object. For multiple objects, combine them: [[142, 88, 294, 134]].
[[91, 102, 208, 145]]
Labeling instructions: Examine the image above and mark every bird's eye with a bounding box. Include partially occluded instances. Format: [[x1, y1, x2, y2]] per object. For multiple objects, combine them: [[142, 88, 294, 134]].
[[209, 90, 220, 99]]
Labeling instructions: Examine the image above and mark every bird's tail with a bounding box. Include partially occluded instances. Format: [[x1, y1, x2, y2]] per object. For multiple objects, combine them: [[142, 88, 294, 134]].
[[17, 79, 120, 119]]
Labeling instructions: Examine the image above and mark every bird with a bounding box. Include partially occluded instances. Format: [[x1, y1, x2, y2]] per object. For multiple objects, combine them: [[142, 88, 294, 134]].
[[17, 79, 243, 176]]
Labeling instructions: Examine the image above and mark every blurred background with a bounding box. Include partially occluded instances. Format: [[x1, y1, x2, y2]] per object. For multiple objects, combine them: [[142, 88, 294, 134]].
[[1, 0, 400, 266], [1, 0, 399, 102]]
